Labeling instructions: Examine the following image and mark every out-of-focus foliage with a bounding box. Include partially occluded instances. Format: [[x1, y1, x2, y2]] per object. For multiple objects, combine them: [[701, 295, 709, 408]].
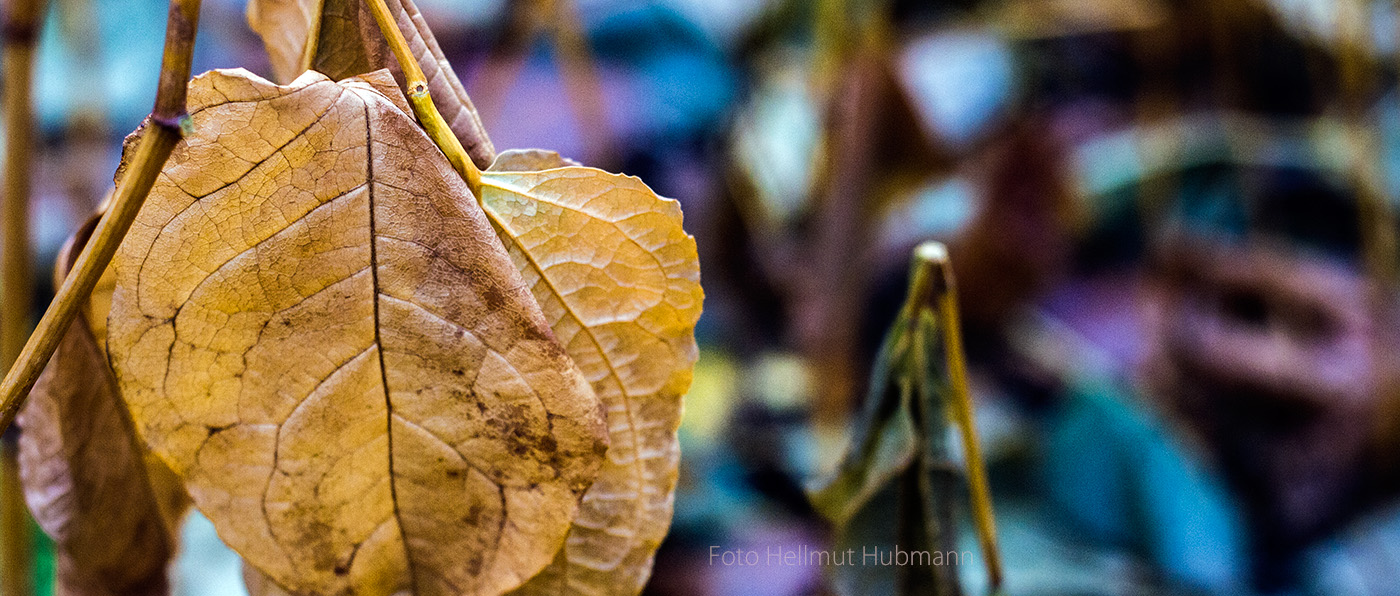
[[808, 283, 961, 596]]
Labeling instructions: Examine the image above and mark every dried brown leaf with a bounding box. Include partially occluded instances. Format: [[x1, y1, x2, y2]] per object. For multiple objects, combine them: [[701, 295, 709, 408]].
[[106, 69, 607, 596], [18, 215, 189, 596], [483, 150, 703, 596], [246, 0, 495, 167], [245, 0, 320, 84], [244, 563, 411, 596], [243, 564, 296, 596]]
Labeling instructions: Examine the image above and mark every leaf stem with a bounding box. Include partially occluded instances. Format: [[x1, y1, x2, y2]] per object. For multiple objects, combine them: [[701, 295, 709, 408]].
[[364, 0, 483, 195], [914, 241, 1004, 592], [0, 0, 202, 435]]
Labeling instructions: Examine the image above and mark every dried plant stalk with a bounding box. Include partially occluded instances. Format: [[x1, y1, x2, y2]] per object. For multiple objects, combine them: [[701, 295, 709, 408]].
[[0, 0, 202, 435], [2, 0, 50, 590]]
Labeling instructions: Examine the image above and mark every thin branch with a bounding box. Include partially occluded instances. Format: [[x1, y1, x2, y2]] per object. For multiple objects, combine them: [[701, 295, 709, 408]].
[[0, 440, 29, 596], [364, 0, 483, 194], [0, 0, 203, 435], [152, 0, 200, 128]]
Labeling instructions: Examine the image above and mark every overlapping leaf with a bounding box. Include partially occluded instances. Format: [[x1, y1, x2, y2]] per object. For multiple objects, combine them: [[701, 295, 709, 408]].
[[245, 0, 317, 84], [479, 150, 702, 596], [106, 69, 608, 596], [18, 215, 189, 596], [247, 0, 495, 167]]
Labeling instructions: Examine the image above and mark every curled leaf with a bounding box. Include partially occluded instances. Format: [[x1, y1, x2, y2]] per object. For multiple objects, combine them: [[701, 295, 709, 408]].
[[245, 0, 321, 84], [483, 150, 703, 596], [107, 69, 607, 596], [246, 0, 496, 167], [18, 214, 189, 596], [807, 253, 965, 596]]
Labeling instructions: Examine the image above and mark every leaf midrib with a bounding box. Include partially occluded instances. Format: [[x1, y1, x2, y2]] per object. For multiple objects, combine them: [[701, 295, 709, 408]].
[[362, 97, 420, 596]]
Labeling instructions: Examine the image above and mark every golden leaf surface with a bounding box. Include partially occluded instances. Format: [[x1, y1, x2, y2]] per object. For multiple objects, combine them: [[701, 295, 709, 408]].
[[18, 215, 189, 596], [244, 563, 411, 596], [106, 69, 607, 596], [243, 564, 296, 596], [247, 0, 495, 167], [481, 150, 703, 596]]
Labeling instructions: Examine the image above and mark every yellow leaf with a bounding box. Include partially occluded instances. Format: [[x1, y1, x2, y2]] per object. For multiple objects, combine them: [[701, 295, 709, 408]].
[[246, 0, 495, 167], [482, 150, 703, 596], [243, 564, 296, 596], [106, 70, 608, 596], [489, 150, 580, 173], [18, 214, 189, 596]]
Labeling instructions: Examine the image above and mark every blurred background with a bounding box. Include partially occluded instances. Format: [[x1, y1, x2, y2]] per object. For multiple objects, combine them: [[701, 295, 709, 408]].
[[6, 0, 1400, 594]]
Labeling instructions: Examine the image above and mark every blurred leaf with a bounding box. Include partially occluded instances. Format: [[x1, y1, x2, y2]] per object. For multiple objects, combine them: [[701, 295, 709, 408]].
[[808, 279, 963, 596], [807, 328, 919, 527], [490, 149, 581, 172], [482, 149, 704, 596], [729, 50, 946, 239], [241, 564, 294, 596], [988, 0, 1166, 39], [18, 214, 189, 596], [105, 69, 608, 596]]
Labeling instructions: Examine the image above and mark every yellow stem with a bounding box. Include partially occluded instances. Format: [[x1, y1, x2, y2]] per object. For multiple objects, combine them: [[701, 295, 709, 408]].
[[916, 241, 1004, 592], [0, 0, 201, 435], [0, 128, 181, 433], [364, 0, 483, 195], [1, 9, 40, 377]]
